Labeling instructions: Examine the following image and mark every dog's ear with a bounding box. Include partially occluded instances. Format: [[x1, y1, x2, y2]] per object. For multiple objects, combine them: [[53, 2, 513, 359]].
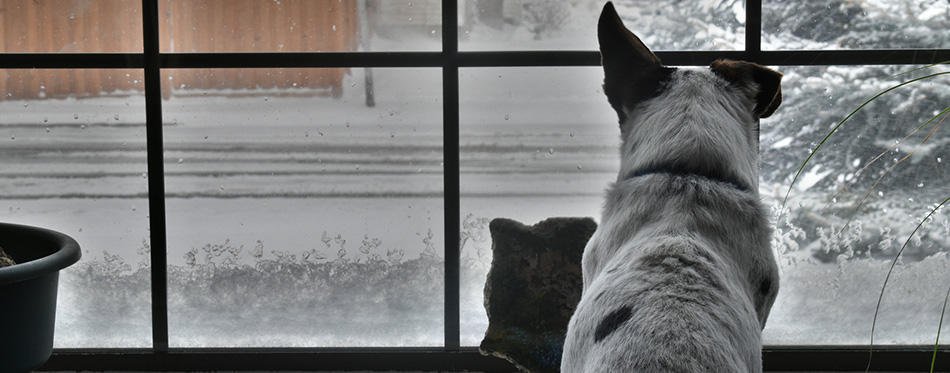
[[598, 2, 665, 124], [709, 59, 783, 118]]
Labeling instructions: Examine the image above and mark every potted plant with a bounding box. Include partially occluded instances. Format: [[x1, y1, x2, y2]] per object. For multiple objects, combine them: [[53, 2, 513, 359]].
[[0, 222, 81, 373]]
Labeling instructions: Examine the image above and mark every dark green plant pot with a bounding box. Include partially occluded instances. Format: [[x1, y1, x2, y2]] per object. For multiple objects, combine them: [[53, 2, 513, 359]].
[[0, 223, 81, 373]]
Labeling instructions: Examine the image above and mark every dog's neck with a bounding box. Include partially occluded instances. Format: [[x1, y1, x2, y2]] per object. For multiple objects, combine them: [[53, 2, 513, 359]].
[[624, 164, 751, 192]]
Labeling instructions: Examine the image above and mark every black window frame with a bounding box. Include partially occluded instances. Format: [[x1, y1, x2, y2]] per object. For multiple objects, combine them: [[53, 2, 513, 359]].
[[3, 0, 948, 371]]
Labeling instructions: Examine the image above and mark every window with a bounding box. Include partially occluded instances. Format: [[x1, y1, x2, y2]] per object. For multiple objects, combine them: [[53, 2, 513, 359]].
[[2, 0, 947, 371]]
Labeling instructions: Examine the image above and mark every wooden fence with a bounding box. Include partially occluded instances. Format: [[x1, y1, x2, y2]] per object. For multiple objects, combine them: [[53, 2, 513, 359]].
[[0, 0, 359, 100]]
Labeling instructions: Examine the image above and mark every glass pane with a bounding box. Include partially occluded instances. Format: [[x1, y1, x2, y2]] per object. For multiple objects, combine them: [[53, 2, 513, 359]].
[[459, 64, 950, 347], [159, 0, 441, 52], [0, 0, 143, 53], [0, 69, 151, 347], [762, 64, 950, 344], [763, 0, 950, 50], [163, 67, 444, 347], [459, 67, 618, 345], [460, 0, 744, 51]]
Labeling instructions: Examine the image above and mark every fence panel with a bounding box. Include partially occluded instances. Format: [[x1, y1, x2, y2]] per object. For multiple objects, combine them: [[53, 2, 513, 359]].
[[0, 0, 358, 100]]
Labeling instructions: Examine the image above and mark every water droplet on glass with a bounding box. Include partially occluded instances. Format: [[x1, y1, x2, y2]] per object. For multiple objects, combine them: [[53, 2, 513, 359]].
[[10, 135, 15, 140], [114, 114, 120, 121], [878, 191, 884, 197], [73, 114, 79, 120], [332, 25, 337, 31], [577, 165, 583, 170], [43, 117, 48, 123], [23, 103, 28, 108], [548, 148, 555, 154], [504, 114, 510, 121], [45, 128, 50, 133], [918, 182, 924, 188], [177, 158, 184, 164], [80, 124, 86, 129]]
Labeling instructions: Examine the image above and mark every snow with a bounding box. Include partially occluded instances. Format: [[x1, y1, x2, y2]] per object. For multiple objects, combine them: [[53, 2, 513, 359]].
[[795, 165, 834, 192], [770, 136, 793, 149]]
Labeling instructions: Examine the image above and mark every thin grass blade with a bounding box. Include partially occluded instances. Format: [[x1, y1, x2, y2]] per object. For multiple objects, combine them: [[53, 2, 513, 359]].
[[867, 195, 950, 371], [931, 282, 950, 373]]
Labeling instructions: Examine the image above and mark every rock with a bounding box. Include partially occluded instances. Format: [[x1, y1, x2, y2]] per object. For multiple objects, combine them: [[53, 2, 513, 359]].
[[480, 217, 597, 373], [0, 245, 15, 267]]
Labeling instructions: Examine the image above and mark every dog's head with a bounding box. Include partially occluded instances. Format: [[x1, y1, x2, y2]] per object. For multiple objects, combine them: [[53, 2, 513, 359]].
[[598, 2, 782, 191]]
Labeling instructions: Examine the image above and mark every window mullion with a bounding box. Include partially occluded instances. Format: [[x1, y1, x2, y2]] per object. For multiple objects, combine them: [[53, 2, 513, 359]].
[[746, 0, 763, 58], [442, 0, 461, 351], [141, 0, 169, 353]]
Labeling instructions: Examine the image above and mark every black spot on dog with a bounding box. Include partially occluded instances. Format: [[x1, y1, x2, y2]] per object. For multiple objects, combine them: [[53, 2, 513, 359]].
[[759, 278, 773, 297], [594, 306, 633, 343]]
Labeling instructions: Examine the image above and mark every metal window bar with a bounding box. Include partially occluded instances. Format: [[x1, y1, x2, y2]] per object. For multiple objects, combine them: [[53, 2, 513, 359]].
[[442, 0, 462, 353], [0, 0, 943, 370], [142, 0, 170, 353]]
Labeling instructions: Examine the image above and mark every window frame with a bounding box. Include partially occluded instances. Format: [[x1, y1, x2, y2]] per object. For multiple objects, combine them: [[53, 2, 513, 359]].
[[2, 0, 947, 371]]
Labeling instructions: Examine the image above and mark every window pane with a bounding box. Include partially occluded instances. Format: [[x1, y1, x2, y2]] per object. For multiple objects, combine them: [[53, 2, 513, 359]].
[[459, 67, 617, 345], [762, 65, 950, 344], [0, 0, 142, 53], [0, 69, 151, 347], [162, 68, 444, 347], [458, 64, 950, 347], [159, 0, 441, 52], [460, 0, 744, 51], [763, 0, 950, 50]]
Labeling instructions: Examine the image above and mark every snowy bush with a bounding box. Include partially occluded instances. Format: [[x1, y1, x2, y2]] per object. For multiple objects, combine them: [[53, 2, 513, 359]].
[[520, 0, 571, 40]]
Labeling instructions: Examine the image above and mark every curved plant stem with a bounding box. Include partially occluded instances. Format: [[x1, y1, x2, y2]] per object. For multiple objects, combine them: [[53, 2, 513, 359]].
[[867, 195, 950, 371], [890, 61, 950, 80], [932, 282, 950, 373], [823, 107, 950, 213], [783, 71, 950, 208], [836, 111, 949, 228]]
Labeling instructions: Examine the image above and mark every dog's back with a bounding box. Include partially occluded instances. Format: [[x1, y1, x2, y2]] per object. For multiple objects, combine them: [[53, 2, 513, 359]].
[[561, 3, 781, 372], [563, 175, 773, 372]]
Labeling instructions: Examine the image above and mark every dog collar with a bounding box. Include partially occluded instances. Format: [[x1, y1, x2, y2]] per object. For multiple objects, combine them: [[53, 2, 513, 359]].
[[627, 166, 751, 192]]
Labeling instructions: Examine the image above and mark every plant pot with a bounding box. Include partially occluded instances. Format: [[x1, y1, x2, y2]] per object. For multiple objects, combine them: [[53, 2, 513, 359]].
[[0, 223, 81, 373]]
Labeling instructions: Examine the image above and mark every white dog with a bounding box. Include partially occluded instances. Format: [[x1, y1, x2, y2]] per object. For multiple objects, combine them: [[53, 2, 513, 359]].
[[561, 3, 782, 372]]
